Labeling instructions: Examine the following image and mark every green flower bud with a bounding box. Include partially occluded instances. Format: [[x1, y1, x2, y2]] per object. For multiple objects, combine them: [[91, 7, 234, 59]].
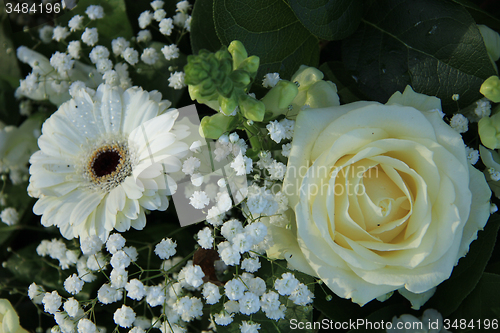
[[217, 76, 234, 98], [478, 25, 500, 70], [185, 48, 234, 101], [188, 84, 218, 106], [261, 80, 299, 118], [228, 40, 248, 69], [230, 70, 252, 88], [200, 113, 239, 139], [285, 65, 340, 117], [478, 112, 500, 149], [481, 76, 500, 103], [239, 94, 265, 122], [219, 94, 239, 115], [291, 65, 325, 90], [237, 56, 260, 77], [304, 80, 340, 108]]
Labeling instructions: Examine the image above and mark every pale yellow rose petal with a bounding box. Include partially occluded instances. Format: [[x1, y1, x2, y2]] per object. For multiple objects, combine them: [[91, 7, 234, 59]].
[[0, 299, 21, 333], [313, 104, 438, 160], [328, 166, 382, 243], [264, 218, 318, 277], [367, 139, 441, 204], [421, 109, 469, 171], [457, 165, 491, 259], [345, 159, 382, 230], [295, 189, 376, 270], [280, 83, 492, 307], [284, 101, 378, 208], [308, 250, 398, 306], [386, 85, 441, 113], [416, 176, 461, 267], [349, 228, 461, 294]]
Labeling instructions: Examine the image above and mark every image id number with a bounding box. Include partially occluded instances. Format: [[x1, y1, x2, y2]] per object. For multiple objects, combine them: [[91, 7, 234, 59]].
[[5, 2, 61, 14]]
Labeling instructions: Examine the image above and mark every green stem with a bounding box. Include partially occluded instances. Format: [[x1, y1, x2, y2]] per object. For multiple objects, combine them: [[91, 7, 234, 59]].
[[243, 121, 263, 153]]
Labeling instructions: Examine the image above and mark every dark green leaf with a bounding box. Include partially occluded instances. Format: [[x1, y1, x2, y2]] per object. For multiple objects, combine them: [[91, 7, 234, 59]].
[[425, 215, 500, 317], [213, 0, 319, 81], [191, 0, 222, 53], [0, 13, 21, 87], [314, 282, 406, 324], [6, 243, 66, 292], [451, 0, 500, 32], [447, 273, 500, 332], [319, 61, 369, 103], [314, 286, 366, 322], [0, 78, 20, 125], [342, 0, 496, 113], [288, 0, 362, 41], [485, 261, 500, 275], [346, 303, 407, 333]]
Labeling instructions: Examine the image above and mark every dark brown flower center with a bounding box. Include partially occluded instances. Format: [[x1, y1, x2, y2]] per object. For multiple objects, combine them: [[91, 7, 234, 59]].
[[83, 141, 134, 192], [92, 150, 121, 177]]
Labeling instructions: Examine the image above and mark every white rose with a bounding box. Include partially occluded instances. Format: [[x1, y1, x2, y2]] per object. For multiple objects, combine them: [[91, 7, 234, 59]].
[[270, 86, 491, 306], [0, 299, 28, 333]]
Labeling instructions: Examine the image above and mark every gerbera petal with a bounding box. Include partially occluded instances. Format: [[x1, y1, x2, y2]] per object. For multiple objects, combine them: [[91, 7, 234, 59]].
[[121, 176, 144, 200], [69, 190, 105, 227], [114, 212, 131, 232], [131, 209, 146, 230], [139, 194, 161, 210], [107, 186, 126, 215], [122, 198, 140, 219], [121, 88, 159, 133], [95, 84, 123, 134]]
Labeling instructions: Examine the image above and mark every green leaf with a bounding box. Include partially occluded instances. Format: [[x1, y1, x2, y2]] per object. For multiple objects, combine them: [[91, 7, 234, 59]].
[[314, 283, 404, 324], [447, 273, 500, 332], [213, 0, 320, 81], [342, 0, 496, 113], [58, 0, 133, 43], [0, 13, 21, 87], [0, 78, 20, 125], [451, 0, 500, 32], [346, 303, 407, 333], [288, 0, 363, 41], [425, 215, 500, 317], [319, 61, 369, 104], [191, 0, 222, 53], [6, 243, 65, 292]]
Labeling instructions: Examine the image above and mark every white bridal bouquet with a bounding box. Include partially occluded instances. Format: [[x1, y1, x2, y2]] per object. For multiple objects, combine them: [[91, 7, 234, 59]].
[[1, 0, 500, 333]]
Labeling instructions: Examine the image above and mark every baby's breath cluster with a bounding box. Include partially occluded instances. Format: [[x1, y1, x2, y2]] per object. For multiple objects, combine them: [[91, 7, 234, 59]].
[[17, 0, 191, 112]]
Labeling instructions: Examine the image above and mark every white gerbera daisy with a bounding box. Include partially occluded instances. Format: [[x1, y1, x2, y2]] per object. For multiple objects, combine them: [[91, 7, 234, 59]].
[[28, 83, 190, 241]]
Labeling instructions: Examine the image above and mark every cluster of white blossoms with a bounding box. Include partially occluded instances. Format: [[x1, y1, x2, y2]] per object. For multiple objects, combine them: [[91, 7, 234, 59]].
[[210, 270, 313, 327], [262, 73, 281, 88], [19, 0, 190, 111], [0, 117, 41, 185], [180, 132, 251, 219], [29, 233, 188, 332], [266, 118, 294, 144], [28, 221, 313, 333], [449, 113, 469, 133], [0, 207, 19, 226], [132, 0, 191, 90]]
